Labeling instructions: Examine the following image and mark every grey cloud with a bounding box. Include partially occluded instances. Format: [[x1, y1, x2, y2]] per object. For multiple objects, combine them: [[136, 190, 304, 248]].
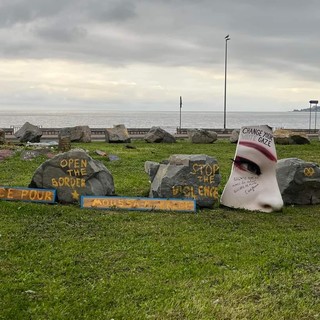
[[0, 0, 319, 82], [2, 42, 33, 57], [0, 0, 69, 27], [35, 24, 87, 42], [0, 0, 137, 27], [85, 0, 136, 22]]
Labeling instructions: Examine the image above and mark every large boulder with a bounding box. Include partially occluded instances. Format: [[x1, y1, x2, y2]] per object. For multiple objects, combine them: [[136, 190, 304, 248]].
[[105, 124, 131, 143], [15, 122, 42, 143], [29, 149, 115, 204], [273, 129, 310, 145], [144, 126, 176, 143], [290, 133, 310, 145], [229, 129, 240, 143], [276, 158, 320, 204], [145, 154, 221, 208], [0, 129, 6, 145], [188, 129, 217, 144], [59, 126, 91, 143]]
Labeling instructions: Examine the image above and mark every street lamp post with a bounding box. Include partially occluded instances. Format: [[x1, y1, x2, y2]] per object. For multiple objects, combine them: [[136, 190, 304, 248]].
[[309, 101, 312, 133], [223, 34, 230, 131], [315, 102, 318, 132], [309, 100, 319, 132], [179, 96, 182, 132]]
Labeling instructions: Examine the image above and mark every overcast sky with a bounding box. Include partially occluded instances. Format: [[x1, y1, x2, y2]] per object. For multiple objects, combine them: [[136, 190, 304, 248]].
[[0, 0, 319, 113]]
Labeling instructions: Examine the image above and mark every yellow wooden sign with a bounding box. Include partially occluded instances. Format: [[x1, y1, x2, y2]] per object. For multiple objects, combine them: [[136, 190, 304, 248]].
[[81, 196, 196, 212], [0, 187, 56, 203]]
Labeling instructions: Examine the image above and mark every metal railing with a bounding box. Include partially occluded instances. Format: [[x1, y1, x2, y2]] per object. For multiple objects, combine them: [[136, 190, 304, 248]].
[[4, 127, 152, 136], [10, 125, 43, 133]]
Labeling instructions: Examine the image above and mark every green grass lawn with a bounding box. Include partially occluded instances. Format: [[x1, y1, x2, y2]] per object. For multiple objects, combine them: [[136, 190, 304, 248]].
[[0, 139, 319, 319]]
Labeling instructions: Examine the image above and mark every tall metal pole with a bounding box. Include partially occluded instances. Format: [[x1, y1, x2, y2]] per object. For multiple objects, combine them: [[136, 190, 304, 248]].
[[309, 102, 312, 133], [223, 35, 230, 130], [315, 103, 318, 132], [309, 100, 319, 133], [179, 96, 182, 132]]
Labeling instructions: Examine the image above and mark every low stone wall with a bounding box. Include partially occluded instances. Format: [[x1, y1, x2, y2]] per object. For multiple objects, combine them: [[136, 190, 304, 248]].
[[2, 127, 319, 140]]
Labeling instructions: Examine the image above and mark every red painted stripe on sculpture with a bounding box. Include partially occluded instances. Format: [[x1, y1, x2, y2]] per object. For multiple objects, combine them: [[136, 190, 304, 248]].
[[239, 141, 277, 162]]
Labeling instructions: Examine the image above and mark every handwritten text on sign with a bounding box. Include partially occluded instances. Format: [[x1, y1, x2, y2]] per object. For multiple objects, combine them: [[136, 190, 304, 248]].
[[81, 196, 196, 212], [51, 158, 88, 201], [0, 187, 56, 203], [171, 163, 219, 200], [51, 158, 87, 188]]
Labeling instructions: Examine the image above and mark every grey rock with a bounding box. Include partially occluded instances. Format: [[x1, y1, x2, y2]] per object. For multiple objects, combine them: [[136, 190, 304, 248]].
[[95, 150, 108, 157], [0, 129, 6, 145], [290, 134, 310, 144], [276, 158, 320, 204], [59, 126, 91, 143], [27, 141, 58, 147], [144, 126, 176, 143], [230, 130, 240, 143], [188, 129, 218, 144], [105, 124, 131, 143], [15, 122, 42, 143], [29, 149, 115, 204], [144, 161, 160, 182], [125, 144, 136, 149], [108, 154, 120, 161], [273, 129, 310, 145], [20, 148, 55, 161], [145, 154, 221, 208], [21, 149, 47, 161]]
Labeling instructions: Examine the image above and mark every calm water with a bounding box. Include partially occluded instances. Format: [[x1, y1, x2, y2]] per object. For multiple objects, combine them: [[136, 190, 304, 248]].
[[0, 111, 316, 133]]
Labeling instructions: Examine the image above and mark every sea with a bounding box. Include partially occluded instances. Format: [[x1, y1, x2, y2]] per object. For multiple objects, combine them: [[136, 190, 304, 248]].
[[0, 110, 317, 134]]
